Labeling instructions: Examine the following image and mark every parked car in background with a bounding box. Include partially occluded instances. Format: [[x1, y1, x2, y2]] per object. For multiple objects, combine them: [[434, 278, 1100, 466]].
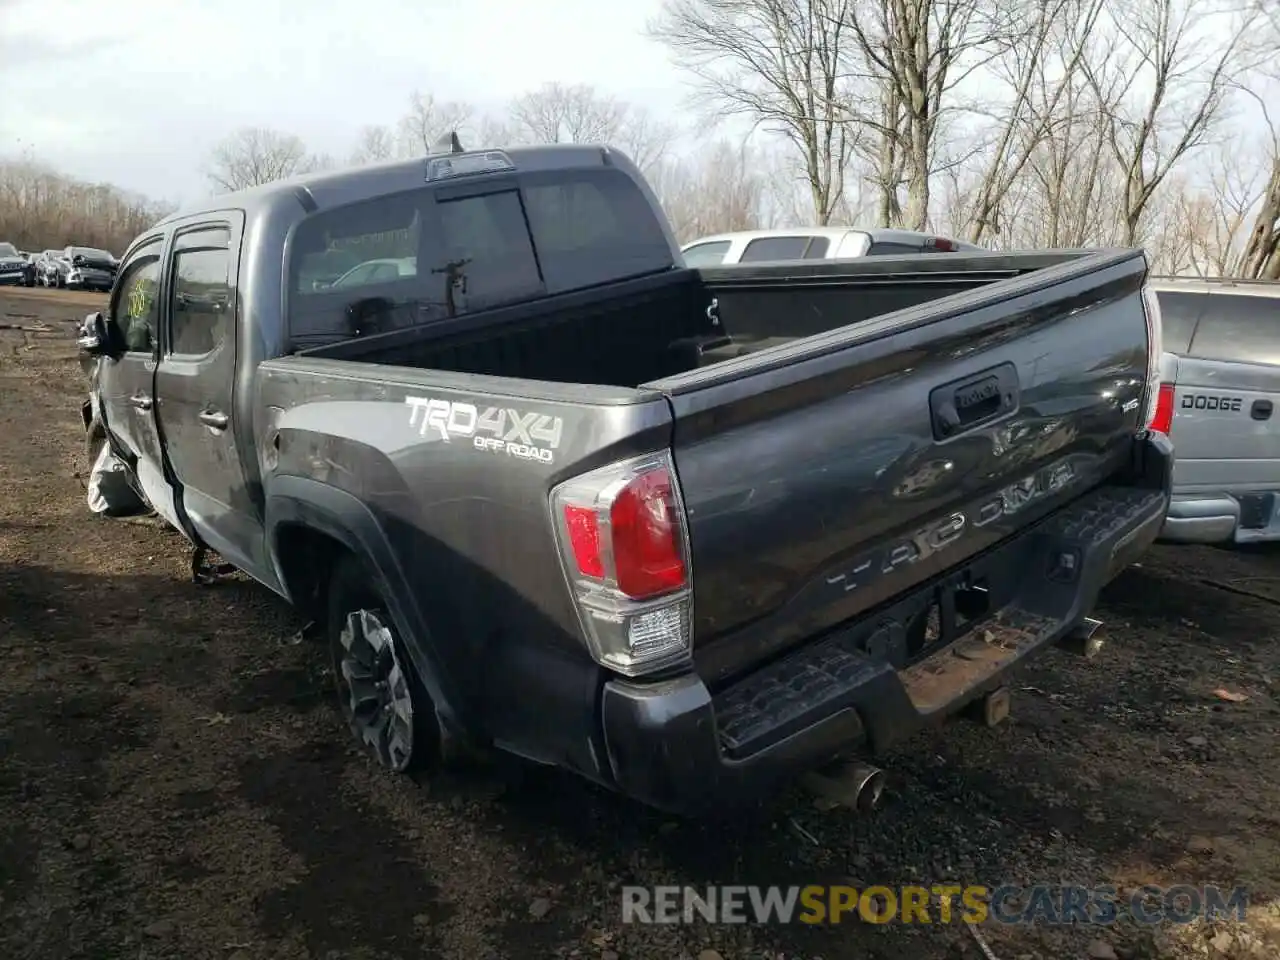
[[323, 256, 417, 290], [34, 250, 64, 286], [1149, 277, 1280, 544], [680, 227, 985, 266], [41, 246, 118, 291], [0, 242, 35, 286]]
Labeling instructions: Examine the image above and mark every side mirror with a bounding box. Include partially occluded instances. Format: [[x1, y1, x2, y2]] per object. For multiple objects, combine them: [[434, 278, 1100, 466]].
[[77, 312, 115, 357]]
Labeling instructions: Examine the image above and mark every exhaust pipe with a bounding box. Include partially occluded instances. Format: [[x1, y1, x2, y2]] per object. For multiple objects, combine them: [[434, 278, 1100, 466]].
[[1059, 617, 1106, 659], [802, 761, 886, 813]]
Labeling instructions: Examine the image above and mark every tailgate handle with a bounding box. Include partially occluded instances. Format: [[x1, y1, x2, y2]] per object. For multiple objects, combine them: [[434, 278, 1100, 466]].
[[930, 363, 1019, 440], [1252, 400, 1273, 421]]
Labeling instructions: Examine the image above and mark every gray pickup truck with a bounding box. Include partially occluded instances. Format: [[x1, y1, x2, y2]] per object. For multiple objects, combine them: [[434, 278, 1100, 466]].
[[78, 141, 1172, 815]]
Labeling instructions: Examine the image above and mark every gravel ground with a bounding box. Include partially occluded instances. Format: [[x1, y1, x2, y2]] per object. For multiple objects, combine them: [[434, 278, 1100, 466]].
[[2, 286, 1279, 960]]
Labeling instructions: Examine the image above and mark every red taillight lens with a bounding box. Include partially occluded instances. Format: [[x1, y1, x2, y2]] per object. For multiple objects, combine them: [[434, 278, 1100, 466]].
[[1149, 383, 1175, 434], [1141, 285, 1165, 426], [610, 468, 687, 599], [562, 504, 604, 578], [551, 453, 694, 676]]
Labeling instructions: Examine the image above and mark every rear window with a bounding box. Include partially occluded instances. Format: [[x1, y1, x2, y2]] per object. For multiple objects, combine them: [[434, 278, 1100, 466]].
[[1184, 290, 1280, 365], [740, 236, 815, 262], [287, 168, 672, 341], [682, 241, 731, 266], [520, 171, 671, 291], [866, 241, 923, 256], [803, 237, 830, 258], [1150, 290, 1205, 355]]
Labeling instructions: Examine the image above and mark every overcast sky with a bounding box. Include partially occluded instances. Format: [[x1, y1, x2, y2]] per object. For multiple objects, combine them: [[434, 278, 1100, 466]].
[[0, 0, 686, 205]]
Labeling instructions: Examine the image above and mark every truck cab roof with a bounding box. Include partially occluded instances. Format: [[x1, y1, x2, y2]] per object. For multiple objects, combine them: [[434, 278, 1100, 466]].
[[158, 144, 677, 232]]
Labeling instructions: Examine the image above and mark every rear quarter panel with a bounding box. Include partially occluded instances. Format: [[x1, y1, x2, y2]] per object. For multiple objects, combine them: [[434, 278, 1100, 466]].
[[254, 357, 673, 763]]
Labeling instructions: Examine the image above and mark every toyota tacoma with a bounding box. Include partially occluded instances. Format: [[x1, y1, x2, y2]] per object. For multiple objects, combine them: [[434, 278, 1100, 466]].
[[77, 139, 1173, 814]]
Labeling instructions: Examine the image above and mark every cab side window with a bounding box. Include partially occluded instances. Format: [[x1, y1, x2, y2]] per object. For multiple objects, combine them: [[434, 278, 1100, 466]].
[[110, 243, 163, 354], [170, 228, 233, 357]]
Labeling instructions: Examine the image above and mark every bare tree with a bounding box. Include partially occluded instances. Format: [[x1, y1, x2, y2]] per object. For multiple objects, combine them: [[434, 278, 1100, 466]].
[[1239, 125, 1280, 280], [1236, 27, 1280, 280], [204, 127, 326, 193], [842, 0, 1022, 231], [649, 139, 776, 240], [396, 91, 474, 157], [475, 115, 522, 150], [349, 124, 397, 165], [0, 156, 173, 253], [961, 0, 1108, 243], [506, 82, 676, 173], [1085, 0, 1257, 245], [647, 0, 856, 225]]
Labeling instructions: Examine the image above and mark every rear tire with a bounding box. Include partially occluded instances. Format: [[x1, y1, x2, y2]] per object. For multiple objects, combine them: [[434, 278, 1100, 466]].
[[327, 554, 441, 775]]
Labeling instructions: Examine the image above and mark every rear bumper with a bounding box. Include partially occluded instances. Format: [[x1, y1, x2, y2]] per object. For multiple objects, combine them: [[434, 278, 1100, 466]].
[[1160, 496, 1239, 543], [600, 434, 1172, 816], [1160, 492, 1280, 544]]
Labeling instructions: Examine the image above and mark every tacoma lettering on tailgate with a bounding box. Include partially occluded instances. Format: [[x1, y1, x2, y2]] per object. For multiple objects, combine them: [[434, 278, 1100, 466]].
[[826, 457, 1077, 595], [405, 396, 564, 465]]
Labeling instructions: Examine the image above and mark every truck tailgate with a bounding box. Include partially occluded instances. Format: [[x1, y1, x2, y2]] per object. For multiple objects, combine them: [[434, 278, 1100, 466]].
[[1167, 355, 1280, 491], [648, 250, 1152, 685]]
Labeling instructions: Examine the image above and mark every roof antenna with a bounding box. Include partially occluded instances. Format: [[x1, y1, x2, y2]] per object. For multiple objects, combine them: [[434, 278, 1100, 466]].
[[430, 131, 465, 155]]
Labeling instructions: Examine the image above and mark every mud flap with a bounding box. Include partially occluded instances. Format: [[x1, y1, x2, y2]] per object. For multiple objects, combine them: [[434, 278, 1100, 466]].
[[86, 443, 148, 518]]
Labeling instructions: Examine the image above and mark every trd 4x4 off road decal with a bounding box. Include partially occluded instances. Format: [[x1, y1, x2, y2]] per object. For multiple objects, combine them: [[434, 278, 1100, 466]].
[[404, 396, 564, 465]]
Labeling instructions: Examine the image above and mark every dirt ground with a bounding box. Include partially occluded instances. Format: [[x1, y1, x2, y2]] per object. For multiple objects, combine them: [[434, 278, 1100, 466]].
[[2, 286, 1280, 960]]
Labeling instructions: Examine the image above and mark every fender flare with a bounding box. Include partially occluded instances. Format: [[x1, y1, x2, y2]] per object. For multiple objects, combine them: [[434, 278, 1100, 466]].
[[265, 475, 468, 736]]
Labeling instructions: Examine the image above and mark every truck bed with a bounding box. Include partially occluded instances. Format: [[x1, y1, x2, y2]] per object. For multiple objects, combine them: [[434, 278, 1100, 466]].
[[299, 252, 1084, 389], [277, 247, 1157, 689]]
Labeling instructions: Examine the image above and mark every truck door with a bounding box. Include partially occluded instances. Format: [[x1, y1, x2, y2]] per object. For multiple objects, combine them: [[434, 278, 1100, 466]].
[[153, 218, 264, 579], [96, 236, 185, 535]]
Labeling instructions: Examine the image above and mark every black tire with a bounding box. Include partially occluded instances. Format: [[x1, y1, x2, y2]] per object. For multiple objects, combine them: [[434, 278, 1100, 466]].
[[327, 554, 440, 775]]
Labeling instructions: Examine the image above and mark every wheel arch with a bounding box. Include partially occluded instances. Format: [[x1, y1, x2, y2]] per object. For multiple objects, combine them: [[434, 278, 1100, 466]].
[[265, 476, 469, 737]]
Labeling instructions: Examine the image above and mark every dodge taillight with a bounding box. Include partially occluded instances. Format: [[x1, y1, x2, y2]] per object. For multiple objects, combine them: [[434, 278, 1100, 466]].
[[551, 452, 693, 676], [1140, 284, 1165, 428], [1148, 383, 1175, 435]]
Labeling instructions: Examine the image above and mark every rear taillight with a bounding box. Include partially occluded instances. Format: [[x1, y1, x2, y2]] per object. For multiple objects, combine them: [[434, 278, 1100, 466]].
[[551, 452, 693, 677], [1148, 383, 1175, 435], [1140, 284, 1164, 427], [925, 237, 956, 252]]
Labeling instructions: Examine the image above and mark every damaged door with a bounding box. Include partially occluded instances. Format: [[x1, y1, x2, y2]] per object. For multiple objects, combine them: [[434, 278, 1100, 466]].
[[153, 217, 263, 579], [95, 236, 186, 536]]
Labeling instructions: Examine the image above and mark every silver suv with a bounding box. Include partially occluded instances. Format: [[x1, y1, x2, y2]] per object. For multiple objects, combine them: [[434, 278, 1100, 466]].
[[1152, 277, 1280, 544]]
